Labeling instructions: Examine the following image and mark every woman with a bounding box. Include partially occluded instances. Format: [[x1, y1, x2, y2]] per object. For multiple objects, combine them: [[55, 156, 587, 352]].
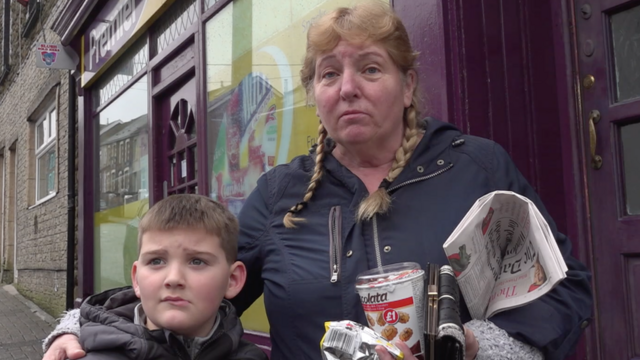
[[43, 2, 592, 360]]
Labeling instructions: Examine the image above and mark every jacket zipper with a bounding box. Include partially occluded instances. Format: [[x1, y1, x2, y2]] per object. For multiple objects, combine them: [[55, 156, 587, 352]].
[[329, 206, 342, 283], [373, 215, 383, 270], [371, 163, 454, 269], [387, 163, 454, 192]]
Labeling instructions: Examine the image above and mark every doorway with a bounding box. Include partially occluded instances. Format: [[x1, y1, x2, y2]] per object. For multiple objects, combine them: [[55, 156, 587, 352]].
[[575, 1, 640, 358], [152, 45, 200, 200]]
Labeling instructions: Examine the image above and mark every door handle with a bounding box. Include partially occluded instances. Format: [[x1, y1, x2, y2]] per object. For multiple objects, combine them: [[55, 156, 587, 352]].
[[588, 110, 602, 169]]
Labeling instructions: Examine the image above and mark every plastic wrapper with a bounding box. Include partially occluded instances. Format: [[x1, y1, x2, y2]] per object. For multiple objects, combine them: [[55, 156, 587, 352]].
[[321, 320, 405, 360]]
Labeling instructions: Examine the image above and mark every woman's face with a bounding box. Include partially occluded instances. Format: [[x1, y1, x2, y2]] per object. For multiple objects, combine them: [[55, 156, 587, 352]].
[[313, 40, 415, 148]]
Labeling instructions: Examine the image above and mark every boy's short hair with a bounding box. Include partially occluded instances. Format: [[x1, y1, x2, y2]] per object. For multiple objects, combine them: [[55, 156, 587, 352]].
[[138, 194, 238, 263]]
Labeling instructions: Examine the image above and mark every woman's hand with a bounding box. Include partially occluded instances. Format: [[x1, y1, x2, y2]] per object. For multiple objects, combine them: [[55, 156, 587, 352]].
[[42, 334, 86, 360], [464, 326, 479, 360], [375, 340, 415, 360]]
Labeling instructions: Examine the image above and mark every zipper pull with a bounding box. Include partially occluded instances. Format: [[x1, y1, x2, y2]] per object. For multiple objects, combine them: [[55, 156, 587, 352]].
[[331, 264, 338, 283]]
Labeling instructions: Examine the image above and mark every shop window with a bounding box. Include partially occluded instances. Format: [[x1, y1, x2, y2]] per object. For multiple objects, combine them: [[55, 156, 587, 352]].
[[94, 74, 149, 292], [35, 107, 57, 203], [0, 0, 10, 85], [20, 0, 40, 38], [204, 0, 221, 11], [203, 0, 382, 335], [152, 0, 197, 56], [94, 38, 148, 109]]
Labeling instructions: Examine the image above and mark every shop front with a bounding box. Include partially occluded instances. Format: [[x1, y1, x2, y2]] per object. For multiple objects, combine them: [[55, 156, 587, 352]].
[[56, 0, 396, 352], [52, 0, 640, 358]]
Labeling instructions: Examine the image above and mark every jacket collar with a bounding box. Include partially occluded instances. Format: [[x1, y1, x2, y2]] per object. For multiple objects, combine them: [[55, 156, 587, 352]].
[[319, 118, 462, 192]]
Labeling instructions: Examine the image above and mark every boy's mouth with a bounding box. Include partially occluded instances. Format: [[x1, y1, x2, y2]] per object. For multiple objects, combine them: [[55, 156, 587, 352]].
[[162, 296, 189, 306]]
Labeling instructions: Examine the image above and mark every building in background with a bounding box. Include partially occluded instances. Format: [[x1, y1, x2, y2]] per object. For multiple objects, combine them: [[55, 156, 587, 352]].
[[0, 0, 74, 317], [49, 0, 640, 359]]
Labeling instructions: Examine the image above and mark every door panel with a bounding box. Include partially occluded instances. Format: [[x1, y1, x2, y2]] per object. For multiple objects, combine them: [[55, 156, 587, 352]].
[[154, 67, 199, 198], [576, 0, 640, 359], [152, 40, 202, 202]]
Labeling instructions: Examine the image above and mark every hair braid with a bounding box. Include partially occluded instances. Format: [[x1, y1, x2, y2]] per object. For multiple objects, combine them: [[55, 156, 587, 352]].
[[283, 123, 328, 228], [356, 105, 420, 221]]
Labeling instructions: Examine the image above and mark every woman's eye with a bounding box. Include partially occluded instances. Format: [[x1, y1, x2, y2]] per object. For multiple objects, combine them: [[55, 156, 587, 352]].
[[365, 67, 380, 74], [322, 71, 337, 79], [191, 259, 205, 266]]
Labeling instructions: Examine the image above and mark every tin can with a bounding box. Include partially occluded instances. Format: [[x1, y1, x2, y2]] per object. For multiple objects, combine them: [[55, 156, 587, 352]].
[[356, 263, 426, 360]]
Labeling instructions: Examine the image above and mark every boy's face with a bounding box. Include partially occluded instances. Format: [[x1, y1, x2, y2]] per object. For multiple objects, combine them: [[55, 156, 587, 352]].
[[131, 228, 245, 338]]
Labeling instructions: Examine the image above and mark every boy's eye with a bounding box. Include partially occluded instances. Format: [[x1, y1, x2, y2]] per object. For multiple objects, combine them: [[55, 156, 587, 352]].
[[190, 259, 205, 266], [149, 258, 164, 266]]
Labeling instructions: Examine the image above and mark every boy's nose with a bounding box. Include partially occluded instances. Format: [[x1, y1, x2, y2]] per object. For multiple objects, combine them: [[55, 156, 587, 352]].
[[164, 265, 185, 288]]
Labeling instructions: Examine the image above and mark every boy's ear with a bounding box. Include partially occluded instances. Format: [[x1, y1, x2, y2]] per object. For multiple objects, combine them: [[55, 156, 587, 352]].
[[225, 261, 247, 299], [131, 261, 142, 298]]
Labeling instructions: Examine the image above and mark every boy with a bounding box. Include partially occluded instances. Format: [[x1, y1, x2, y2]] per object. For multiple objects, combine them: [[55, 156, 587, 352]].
[[77, 194, 268, 360]]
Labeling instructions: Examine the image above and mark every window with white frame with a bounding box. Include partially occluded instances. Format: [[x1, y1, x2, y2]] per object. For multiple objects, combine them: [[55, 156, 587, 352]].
[[35, 107, 57, 202]]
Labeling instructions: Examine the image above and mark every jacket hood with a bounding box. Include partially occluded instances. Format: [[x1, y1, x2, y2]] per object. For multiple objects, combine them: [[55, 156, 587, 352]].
[[79, 286, 251, 359]]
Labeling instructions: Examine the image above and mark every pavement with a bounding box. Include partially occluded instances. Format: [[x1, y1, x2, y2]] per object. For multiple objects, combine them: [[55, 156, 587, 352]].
[[0, 285, 57, 360]]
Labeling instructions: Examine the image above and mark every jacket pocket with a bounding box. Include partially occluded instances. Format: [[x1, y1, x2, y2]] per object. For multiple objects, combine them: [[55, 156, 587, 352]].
[[329, 206, 342, 283]]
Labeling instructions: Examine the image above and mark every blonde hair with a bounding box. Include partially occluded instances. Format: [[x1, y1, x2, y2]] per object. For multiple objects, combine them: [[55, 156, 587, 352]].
[[138, 194, 239, 263], [283, 1, 421, 228]]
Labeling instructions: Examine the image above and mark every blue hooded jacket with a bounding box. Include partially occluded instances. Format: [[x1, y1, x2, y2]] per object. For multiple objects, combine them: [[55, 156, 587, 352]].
[[232, 119, 592, 360]]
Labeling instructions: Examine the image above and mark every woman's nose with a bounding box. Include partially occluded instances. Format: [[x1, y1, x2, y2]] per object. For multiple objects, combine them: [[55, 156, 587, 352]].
[[340, 70, 360, 100]]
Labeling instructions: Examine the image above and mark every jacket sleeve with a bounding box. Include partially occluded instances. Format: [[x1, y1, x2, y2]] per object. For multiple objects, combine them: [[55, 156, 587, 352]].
[[80, 351, 131, 360], [230, 173, 271, 316], [488, 143, 593, 360]]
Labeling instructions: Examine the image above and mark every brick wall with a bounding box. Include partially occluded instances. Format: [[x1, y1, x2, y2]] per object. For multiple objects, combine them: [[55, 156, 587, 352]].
[[0, 0, 74, 317]]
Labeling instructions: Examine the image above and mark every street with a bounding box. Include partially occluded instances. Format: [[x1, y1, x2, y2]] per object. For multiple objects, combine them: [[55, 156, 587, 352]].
[[0, 285, 56, 360]]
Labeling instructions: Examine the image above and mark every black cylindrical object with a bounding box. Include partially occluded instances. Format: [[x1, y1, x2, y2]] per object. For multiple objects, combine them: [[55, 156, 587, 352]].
[[66, 71, 77, 310], [438, 266, 462, 329]]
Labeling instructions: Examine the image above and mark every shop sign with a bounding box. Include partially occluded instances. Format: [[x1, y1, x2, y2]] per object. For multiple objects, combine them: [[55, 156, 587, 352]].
[[34, 43, 78, 69], [81, 0, 172, 86]]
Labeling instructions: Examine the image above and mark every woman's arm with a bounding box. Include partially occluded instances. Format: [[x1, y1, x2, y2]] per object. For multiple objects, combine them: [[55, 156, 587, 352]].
[[466, 319, 543, 360], [42, 309, 81, 354], [487, 142, 593, 359]]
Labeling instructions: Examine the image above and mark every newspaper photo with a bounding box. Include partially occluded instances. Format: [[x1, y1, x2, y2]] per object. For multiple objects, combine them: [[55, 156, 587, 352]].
[[442, 191, 568, 320]]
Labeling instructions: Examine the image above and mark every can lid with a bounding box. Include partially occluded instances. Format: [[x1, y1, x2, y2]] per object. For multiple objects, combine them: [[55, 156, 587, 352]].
[[355, 262, 424, 288]]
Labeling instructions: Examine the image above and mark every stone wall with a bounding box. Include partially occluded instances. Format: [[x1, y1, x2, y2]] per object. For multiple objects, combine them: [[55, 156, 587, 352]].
[[0, 0, 74, 317]]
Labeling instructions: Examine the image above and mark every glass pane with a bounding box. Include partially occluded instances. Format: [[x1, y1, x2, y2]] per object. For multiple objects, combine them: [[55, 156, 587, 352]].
[[94, 75, 149, 292], [50, 109, 57, 137], [611, 5, 640, 102], [36, 147, 56, 201], [153, 0, 198, 56], [93, 37, 148, 109], [205, 0, 379, 216], [204, 0, 220, 11], [204, 0, 389, 333], [36, 122, 44, 148], [621, 122, 640, 214]]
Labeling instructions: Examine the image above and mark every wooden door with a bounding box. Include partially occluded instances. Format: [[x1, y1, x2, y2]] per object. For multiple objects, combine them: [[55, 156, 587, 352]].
[[576, 1, 640, 359], [156, 74, 199, 196], [150, 38, 202, 200]]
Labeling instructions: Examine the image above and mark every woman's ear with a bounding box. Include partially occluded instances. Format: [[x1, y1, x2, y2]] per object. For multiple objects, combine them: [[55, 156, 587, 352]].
[[225, 261, 247, 299], [131, 261, 141, 298], [403, 70, 417, 108]]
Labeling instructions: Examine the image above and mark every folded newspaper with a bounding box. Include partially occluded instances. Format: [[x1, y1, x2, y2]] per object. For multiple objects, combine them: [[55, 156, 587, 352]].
[[442, 191, 568, 320]]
